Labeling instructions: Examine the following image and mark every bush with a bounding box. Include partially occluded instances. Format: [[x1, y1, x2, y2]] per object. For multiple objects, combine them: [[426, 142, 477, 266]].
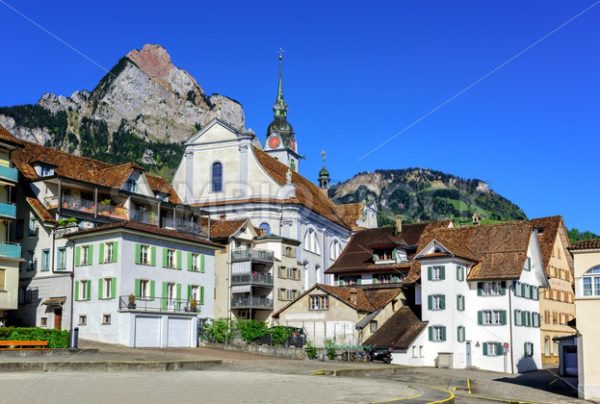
[[324, 339, 337, 360], [0, 327, 69, 348], [236, 320, 268, 343], [305, 341, 317, 359], [268, 326, 292, 346], [203, 319, 235, 343]]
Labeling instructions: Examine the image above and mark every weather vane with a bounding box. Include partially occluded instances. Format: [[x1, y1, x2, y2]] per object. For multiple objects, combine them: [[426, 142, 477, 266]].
[[321, 150, 327, 165], [278, 48, 284, 60]]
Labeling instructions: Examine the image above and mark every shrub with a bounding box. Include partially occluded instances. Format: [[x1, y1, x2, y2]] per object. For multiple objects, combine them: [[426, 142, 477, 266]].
[[203, 319, 235, 343], [0, 327, 69, 348], [268, 326, 292, 346], [236, 320, 268, 343], [324, 339, 337, 360], [305, 341, 317, 359]]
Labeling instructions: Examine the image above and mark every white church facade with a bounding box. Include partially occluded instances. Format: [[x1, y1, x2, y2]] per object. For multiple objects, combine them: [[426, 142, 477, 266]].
[[172, 53, 377, 291]]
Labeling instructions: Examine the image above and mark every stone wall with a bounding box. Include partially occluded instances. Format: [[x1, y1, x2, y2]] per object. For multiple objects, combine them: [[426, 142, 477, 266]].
[[203, 342, 305, 360]]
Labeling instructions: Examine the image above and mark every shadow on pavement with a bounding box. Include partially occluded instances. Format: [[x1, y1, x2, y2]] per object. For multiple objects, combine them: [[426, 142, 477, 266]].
[[493, 368, 578, 399]]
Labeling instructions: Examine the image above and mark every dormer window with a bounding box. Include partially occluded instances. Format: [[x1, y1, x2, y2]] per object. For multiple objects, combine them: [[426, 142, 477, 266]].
[[125, 178, 137, 193], [34, 163, 55, 177], [373, 247, 399, 263], [156, 192, 170, 202]]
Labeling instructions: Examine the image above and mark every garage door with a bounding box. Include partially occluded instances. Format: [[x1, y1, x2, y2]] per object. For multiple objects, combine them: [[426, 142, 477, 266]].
[[135, 316, 161, 348], [564, 346, 578, 376], [167, 318, 192, 347]]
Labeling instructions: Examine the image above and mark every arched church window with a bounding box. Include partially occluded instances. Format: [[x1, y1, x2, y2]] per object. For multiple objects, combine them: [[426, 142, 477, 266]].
[[211, 162, 223, 192], [259, 222, 271, 236], [303, 228, 321, 255], [330, 240, 342, 261]]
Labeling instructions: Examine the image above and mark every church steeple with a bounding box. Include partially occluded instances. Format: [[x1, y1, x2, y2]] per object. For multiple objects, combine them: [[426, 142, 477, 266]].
[[318, 150, 330, 190], [264, 48, 300, 172]]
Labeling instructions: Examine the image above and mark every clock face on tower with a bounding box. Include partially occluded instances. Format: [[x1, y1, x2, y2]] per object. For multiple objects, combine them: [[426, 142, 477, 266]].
[[289, 136, 296, 151], [268, 135, 281, 149]]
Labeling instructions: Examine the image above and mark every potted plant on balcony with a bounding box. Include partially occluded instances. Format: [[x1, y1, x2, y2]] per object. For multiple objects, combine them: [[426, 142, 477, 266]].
[[128, 293, 136, 309], [190, 299, 198, 313], [115, 204, 127, 218], [99, 199, 112, 216]]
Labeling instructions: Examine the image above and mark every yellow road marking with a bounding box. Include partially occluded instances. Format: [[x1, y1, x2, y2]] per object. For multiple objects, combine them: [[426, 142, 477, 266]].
[[371, 386, 424, 403]]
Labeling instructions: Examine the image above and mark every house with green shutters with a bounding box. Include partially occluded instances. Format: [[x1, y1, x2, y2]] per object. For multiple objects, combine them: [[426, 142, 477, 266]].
[[66, 221, 220, 348]]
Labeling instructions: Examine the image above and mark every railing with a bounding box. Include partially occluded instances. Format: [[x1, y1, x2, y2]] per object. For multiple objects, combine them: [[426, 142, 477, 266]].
[[231, 296, 273, 309], [162, 218, 206, 236], [0, 202, 16, 219], [0, 165, 18, 183], [98, 203, 129, 220], [0, 242, 21, 259], [131, 209, 158, 226], [119, 295, 200, 313], [231, 249, 274, 264], [45, 195, 96, 215], [232, 272, 274, 287]]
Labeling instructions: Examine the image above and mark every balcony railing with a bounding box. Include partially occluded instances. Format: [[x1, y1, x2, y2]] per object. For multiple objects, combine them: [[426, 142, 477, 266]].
[[0, 242, 21, 259], [0, 165, 18, 183], [98, 203, 129, 220], [232, 273, 274, 287], [131, 209, 158, 226], [119, 295, 200, 314], [231, 296, 273, 309], [231, 249, 274, 264], [162, 218, 206, 236], [0, 202, 16, 219]]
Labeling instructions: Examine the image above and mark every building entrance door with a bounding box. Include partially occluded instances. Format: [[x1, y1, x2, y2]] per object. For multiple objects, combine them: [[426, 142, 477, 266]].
[[466, 341, 472, 368], [54, 308, 62, 330]]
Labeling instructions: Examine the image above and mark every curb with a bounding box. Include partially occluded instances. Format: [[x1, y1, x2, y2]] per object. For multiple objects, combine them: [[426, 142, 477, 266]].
[[0, 359, 222, 372]]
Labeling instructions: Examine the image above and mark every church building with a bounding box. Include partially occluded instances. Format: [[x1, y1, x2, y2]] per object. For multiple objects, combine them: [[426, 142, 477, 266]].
[[172, 52, 377, 288]]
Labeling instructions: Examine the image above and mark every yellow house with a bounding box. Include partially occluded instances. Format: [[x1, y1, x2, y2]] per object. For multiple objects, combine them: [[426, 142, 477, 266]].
[[531, 216, 575, 365], [272, 284, 403, 347], [0, 126, 23, 325], [570, 239, 600, 401]]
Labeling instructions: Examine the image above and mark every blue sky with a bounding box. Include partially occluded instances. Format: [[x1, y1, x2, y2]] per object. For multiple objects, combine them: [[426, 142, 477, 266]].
[[1, 1, 599, 232]]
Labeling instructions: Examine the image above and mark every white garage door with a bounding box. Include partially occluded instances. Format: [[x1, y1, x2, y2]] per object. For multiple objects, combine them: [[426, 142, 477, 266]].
[[135, 316, 161, 348], [167, 318, 192, 347]]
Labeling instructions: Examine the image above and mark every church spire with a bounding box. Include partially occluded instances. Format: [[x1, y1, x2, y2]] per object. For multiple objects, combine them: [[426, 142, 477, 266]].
[[318, 150, 330, 190], [273, 48, 287, 118]]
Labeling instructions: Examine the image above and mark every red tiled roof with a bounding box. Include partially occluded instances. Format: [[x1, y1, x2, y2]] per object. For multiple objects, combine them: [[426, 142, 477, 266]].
[[530, 216, 573, 276], [364, 306, 428, 350], [333, 203, 365, 231], [0, 125, 24, 147], [570, 239, 600, 251], [26, 196, 55, 224]]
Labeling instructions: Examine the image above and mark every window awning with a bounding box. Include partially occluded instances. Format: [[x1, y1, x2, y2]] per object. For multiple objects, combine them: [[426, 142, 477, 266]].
[[42, 296, 66, 306]]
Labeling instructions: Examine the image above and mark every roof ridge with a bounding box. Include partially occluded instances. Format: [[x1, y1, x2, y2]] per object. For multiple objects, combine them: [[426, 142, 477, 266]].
[[21, 140, 113, 168]]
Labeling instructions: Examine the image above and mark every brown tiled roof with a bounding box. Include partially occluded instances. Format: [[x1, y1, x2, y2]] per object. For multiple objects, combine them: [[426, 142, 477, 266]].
[[0, 125, 24, 147], [416, 221, 533, 281], [326, 221, 451, 275], [252, 147, 349, 229], [200, 218, 248, 240], [530, 216, 573, 276], [333, 203, 365, 231], [363, 288, 403, 309], [364, 306, 428, 350], [26, 196, 55, 224], [65, 220, 223, 248], [11, 141, 180, 201], [570, 239, 600, 251]]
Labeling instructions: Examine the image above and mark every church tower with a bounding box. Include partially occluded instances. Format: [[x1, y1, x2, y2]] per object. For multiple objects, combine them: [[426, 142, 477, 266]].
[[318, 150, 330, 190], [264, 49, 302, 172]]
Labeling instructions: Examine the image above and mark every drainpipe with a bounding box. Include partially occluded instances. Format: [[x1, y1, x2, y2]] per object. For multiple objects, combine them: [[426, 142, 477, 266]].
[[508, 281, 515, 374], [68, 239, 76, 349]]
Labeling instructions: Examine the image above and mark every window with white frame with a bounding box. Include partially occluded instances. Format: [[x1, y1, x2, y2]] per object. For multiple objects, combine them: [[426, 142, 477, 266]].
[[166, 283, 176, 301], [330, 240, 342, 261], [478, 281, 504, 296], [412, 346, 418, 358], [524, 342, 534, 357], [102, 314, 111, 325], [101, 278, 113, 299], [524, 257, 532, 271], [429, 294, 445, 311], [81, 246, 91, 266], [309, 295, 329, 311], [287, 289, 297, 301], [483, 342, 503, 356], [80, 280, 90, 300], [41, 249, 50, 272], [582, 266, 600, 297], [457, 326, 465, 342], [104, 242, 114, 263], [303, 229, 321, 255], [370, 321, 378, 333], [456, 295, 465, 311], [40, 317, 48, 327], [166, 249, 176, 268], [139, 279, 150, 299], [429, 326, 446, 342], [140, 245, 150, 265], [430, 266, 445, 281], [456, 265, 465, 281], [78, 315, 87, 326], [191, 253, 199, 271], [480, 310, 506, 325], [515, 310, 523, 326], [56, 247, 66, 271]]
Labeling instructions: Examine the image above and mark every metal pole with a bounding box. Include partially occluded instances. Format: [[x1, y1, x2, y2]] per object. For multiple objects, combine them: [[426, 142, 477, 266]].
[[68, 239, 76, 350]]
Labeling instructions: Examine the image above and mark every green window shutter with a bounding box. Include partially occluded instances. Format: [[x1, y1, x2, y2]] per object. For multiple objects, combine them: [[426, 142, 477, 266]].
[[86, 280, 91, 300], [176, 251, 182, 270], [151, 246, 157, 266], [428, 295, 433, 310], [497, 343, 503, 355], [440, 295, 446, 310], [161, 282, 168, 310], [456, 295, 461, 311], [150, 280, 155, 300], [500, 310, 507, 325], [477, 282, 483, 296], [98, 278, 103, 299], [135, 279, 141, 298], [162, 248, 168, 268], [75, 246, 81, 267], [427, 267, 432, 281], [74, 281, 80, 301], [98, 243, 105, 264], [135, 244, 141, 265], [200, 286, 204, 305], [500, 281, 506, 295], [88, 245, 94, 265], [515, 282, 521, 297], [439, 266, 445, 280], [187, 252, 192, 271], [113, 241, 118, 263], [111, 277, 117, 299], [200, 254, 205, 273], [477, 311, 483, 325], [428, 327, 433, 341], [176, 283, 182, 300], [514, 310, 520, 326], [440, 326, 446, 341], [187, 285, 192, 300], [483, 343, 488, 356]]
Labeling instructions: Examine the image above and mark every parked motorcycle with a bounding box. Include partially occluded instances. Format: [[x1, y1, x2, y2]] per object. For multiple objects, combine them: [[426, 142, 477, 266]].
[[365, 347, 393, 364]]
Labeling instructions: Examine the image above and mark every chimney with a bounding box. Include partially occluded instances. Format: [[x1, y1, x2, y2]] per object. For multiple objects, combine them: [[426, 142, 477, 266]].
[[395, 215, 402, 235], [472, 213, 481, 225], [349, 289, 358, 305]]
